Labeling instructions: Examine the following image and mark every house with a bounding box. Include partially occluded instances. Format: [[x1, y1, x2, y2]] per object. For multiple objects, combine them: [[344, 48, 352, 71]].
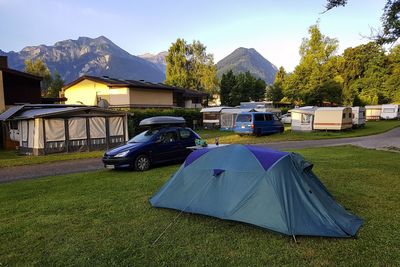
[[365, 105, 382, 121], [0, 56, 42, 112], [289, 106, 318, 132], [380, 104, 399, 120], [313, 107, 353, 131], [62, 76, 207, 109], [0, 104, 128, 155]]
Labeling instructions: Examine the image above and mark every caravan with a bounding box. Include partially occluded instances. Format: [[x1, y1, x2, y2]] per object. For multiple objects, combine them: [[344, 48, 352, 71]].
[[313, 107, 353, 131], [351, 106, 366, 127], [289, 106, 317, 132], [200, 107, 232, 129], [365, 105, 382, 121], [380, 104, 399, 119]]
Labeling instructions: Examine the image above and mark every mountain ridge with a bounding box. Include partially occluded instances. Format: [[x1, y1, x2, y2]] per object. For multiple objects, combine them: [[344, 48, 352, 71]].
[[216, 47, 278, 84], [0, 36, 165, 83]]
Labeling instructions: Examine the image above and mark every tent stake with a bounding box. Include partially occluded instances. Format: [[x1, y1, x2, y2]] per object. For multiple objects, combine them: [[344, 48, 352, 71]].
[[292, 235, 298, 244]]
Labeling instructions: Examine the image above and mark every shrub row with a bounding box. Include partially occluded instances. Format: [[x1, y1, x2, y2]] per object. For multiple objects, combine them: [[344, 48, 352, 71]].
[[127, 109, 202, 137]]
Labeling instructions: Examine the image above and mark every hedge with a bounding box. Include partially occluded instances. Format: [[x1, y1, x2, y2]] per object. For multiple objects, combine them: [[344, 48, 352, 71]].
[[127, 109, 202, 137]]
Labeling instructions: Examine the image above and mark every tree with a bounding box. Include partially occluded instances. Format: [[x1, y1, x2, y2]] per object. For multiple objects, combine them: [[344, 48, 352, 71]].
[[220, 70, 236, 105], [325, 0, 400, 44], [165, 39, 218, 93], [266, 66, 286, 102], [47, 70, 64, 98], [25, 58, 52, 95], [282, 24, 340, 105], [219, 71, 266, 106]]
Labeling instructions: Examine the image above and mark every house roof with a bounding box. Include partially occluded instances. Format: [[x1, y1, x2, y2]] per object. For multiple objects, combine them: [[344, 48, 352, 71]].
[[62, 75, 207, 96], [0, 67, 42, 80], [0, 104, 127, 121]]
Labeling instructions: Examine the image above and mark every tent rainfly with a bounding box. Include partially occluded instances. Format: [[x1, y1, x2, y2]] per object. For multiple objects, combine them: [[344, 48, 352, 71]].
[[0, 104, 129, 155], [150, 145, 363, 238]]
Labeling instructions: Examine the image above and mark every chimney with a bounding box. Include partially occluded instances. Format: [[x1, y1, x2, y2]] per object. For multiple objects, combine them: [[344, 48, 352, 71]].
[[0, 56, 8, 68]]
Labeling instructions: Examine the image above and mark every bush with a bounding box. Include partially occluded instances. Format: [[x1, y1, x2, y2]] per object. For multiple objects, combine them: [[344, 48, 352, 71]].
[[127, 109, 202, 137]]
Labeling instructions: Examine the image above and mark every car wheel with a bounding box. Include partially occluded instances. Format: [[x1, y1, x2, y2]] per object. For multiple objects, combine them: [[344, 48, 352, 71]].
[[134, 154, 150, 171]]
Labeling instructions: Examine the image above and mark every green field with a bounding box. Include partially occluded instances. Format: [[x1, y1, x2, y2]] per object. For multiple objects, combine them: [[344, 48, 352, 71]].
[[1, 146, 399, 266], [198, 120, 400, 144]]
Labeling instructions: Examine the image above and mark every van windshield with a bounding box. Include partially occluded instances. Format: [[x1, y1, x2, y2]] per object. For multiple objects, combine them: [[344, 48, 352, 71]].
[[128, 129, 159, 143], [236, 114, 252, 122]]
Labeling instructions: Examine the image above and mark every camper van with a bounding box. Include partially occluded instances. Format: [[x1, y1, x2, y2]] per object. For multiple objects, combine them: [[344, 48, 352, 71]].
[[380, 104, 399, 119], [234, 112, 284, 136], [351, 106, 366, 127], [313, 107, 353, 131], [289, 106, 317, 132], [365, 105, 382, 121]]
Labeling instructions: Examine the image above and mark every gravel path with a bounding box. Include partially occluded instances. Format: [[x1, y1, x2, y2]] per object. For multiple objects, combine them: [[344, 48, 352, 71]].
[[0, 127, 399, 183]]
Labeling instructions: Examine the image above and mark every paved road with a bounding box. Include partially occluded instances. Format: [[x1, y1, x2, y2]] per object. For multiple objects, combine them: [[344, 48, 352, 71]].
[[260, 126, 400, 151], [1, 127, 399, 183]]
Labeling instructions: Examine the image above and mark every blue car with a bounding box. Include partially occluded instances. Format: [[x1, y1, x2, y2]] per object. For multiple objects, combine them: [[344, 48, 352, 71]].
[[234, 112, 284, 136], [102, 126, 200, 171]]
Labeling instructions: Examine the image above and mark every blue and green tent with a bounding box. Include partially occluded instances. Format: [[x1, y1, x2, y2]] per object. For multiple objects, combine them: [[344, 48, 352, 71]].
[[150, 145, 363, 237]]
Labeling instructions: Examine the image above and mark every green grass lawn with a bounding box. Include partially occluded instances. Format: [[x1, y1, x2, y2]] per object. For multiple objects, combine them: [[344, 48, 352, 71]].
[[197, 120, 400, 144], [0, 150, 104, 168], [0, 146, 399, 266]]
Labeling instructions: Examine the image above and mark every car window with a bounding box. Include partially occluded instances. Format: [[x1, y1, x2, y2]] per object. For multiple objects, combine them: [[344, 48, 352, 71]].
[[265, 114, 273, 121], [158, 131, 178, 143], [128, 129, 159, 143], [179, 129, 191, 139], [254, 114, 265, 121], [236, 114, 252, 122], [273, 114, 279, 121]]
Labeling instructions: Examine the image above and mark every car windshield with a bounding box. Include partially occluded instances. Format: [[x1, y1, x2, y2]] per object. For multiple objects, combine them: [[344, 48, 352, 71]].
[[128, 129, 159, 143]]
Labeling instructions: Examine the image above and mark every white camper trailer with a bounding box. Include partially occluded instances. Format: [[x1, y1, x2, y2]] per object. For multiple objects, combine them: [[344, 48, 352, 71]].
[[0, 105, 128, 155], [313, 107, 353, 131], [200, 106, 232, 129], [365, 105, 382, 121], [289, 106, 317, 132], [351, 106, 366, 127], [380, 104, 400, 119]]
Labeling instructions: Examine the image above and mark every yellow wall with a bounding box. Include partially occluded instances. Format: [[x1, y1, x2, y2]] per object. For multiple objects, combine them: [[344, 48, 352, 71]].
[[130, 88, 173, 106], [64, 79, 110, 105], [0, 71, 5, 112]]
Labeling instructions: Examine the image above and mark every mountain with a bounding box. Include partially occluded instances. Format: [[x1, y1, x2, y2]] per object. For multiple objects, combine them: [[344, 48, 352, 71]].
[[138, 51, 167, 74], [0, 36, 165, 83], [216, 47, 278, 84]]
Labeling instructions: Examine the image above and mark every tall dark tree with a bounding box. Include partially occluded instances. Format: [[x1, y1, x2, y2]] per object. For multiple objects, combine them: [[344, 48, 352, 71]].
[[47, 70, 65, 98], [220, 70, 236, 105]]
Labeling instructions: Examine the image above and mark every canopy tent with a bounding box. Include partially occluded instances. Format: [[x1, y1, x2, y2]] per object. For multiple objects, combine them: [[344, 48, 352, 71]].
[[150, 145, 363, 237]]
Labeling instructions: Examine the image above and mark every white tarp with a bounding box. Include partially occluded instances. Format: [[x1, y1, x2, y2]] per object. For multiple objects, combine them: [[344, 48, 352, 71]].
[[28, 120, 34, 147], [109, 116, 123, 136], [45, 119, 65, 141], [20, 120, 28, 141], [68, 118, 87, 140], [89, 117, 106, 138]]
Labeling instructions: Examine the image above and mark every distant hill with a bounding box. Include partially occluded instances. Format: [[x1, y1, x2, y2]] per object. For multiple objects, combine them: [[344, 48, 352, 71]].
[[138, 51, 167, 74], [216, 47, 278, 84], [0, 36, 165, 83]]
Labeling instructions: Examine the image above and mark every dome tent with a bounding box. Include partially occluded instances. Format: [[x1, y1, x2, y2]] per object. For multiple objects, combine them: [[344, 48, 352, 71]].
[[150, 145, 363, 237]]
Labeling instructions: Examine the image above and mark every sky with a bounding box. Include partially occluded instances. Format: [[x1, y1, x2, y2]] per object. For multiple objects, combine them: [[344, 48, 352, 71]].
[[0, 0, 387, 71]]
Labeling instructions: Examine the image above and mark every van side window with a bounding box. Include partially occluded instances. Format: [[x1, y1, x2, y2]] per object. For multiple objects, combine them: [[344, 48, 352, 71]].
[[265, 114, 273, 121], [254, 114, 265, 121]]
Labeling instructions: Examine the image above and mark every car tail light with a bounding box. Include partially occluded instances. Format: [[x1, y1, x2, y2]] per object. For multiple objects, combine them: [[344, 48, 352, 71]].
[[251, 124, 254, 129]]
